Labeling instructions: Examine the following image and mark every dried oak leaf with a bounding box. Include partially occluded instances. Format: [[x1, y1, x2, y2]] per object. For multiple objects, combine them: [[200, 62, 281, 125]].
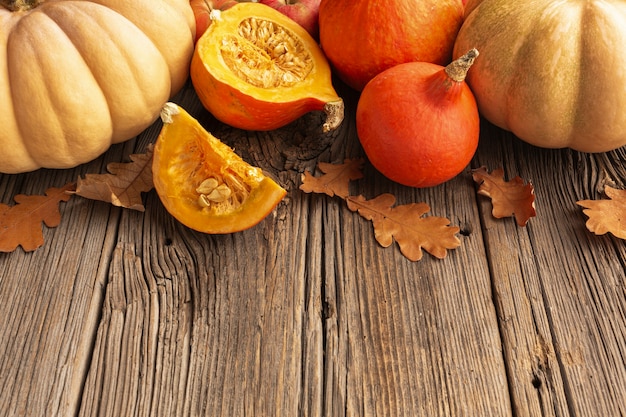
[[299, 158, 364, 198], [346, 194, 461, 261], [577, 186, 626, 239], [0, 182, 75, 252], [72, 146, 154, 211], [472, 166, 536, 226]]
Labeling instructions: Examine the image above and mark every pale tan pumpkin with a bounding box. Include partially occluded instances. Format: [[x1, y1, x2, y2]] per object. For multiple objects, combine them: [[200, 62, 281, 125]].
[[453, 0, 626, 153], [461, 0, 484, 16], [0, 0, 195, 173]]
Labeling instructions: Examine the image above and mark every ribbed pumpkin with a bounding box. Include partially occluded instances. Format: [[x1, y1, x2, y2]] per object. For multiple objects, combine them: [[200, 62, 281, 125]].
[[0, 0, 195, 173], [453, 0, 626, 153]]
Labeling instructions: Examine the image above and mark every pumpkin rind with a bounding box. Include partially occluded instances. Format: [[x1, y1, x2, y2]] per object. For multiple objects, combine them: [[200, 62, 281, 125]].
[[453, 0, 626, 152], [0, 0, 195, 173]]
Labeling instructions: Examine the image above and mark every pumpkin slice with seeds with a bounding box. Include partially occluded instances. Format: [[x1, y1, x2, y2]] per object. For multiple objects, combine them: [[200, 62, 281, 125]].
[[152, 103, 287, 234], [190, 2, 343, 132]]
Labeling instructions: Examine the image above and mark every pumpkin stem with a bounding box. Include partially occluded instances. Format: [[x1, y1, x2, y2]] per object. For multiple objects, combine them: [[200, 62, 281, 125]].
[[445, 49, 479, 83], [160, 102, 181, 124], [322, 99, 345, 133], [0, 0, 40, 11]]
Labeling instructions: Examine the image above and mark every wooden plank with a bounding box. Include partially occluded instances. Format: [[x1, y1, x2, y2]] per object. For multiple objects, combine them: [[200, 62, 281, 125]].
[[3, 79, 624, 417], [75, 85, 512, 416], [318, 188, 511, 416], [0, 155, 125, 417], [474, 122, 626, 416]]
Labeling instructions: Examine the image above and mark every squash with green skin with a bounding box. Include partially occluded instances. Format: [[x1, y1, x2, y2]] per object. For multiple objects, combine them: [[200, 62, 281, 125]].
[[453, 0, 626, 153], [0, 0, 195, 173]]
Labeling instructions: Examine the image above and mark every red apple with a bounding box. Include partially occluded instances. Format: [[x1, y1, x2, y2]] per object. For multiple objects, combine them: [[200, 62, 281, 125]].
[[258, 0, 321, 40]]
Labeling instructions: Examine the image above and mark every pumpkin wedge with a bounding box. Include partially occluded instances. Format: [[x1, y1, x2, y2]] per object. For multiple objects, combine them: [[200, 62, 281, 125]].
[[153, 103, 286, 234], [190, 2, 344, 132]]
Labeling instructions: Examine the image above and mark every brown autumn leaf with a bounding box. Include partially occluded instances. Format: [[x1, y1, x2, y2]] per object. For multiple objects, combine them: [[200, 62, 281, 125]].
[[72, 146, 154, 211], [0, 182, 75, 252], [300, 159, 461, 261], [346, 194, 461, 261], [577, 186, 626, 239], [299, 158, 365, 198], [472, 166, 536, 226]]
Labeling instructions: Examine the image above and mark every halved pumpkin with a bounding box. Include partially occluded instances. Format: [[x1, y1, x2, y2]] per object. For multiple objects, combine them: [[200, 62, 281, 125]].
[[190, 2, 343, 132], [152, 102, 287, 234]]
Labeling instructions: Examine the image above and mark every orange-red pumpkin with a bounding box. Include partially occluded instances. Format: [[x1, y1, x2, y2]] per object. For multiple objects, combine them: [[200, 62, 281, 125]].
[[356, 50, 480, 188], [319, 0, 464, 91]]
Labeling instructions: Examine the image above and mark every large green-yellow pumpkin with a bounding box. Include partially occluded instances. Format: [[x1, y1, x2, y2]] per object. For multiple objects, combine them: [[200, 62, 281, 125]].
[[453, 0, 626, 153], [0, 0, 195, 173]]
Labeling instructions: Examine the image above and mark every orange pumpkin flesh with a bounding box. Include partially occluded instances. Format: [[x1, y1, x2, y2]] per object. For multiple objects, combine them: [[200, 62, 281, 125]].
[[190, 2, 344, 132], [152, 103, 287, 234], [356, 50, 480, 188]]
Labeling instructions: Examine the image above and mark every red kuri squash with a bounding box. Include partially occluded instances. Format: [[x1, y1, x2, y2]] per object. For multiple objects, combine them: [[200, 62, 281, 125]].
[[356, 50, 480, 188], [319, 0, 464, 91]]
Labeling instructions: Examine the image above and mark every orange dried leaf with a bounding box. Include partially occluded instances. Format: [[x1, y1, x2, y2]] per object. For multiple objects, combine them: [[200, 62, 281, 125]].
[[577, 186, 626, 239], [299, 158, 364, 198], [472, 166, 536, 226], [0, 182, 74, 252], [72, 146, 154, 211], [346, 194, 461, 261]]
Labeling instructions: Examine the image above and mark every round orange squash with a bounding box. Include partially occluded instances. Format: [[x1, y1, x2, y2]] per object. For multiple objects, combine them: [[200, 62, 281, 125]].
[[0, 0, 195, 173], [454, 0, 626, 152], [319, 0, 464, 91], [356, 50, 480, 188], [190, 2, 344, 132]]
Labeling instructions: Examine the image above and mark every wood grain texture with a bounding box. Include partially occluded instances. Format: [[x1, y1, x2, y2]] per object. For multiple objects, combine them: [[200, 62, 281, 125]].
[[0, 160, 122, 417], [1, 82, 625, 417], [474, 122, 626, 417]]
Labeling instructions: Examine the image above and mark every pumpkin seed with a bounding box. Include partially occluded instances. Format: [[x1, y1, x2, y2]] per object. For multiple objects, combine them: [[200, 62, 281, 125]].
[[196, 178, 219, 194], [220, 17, 313, 89], [197, 178, 233, 207]]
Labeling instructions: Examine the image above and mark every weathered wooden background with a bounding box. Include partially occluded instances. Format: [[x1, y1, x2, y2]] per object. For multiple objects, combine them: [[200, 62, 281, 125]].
[[1, 80, 625, 417]]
